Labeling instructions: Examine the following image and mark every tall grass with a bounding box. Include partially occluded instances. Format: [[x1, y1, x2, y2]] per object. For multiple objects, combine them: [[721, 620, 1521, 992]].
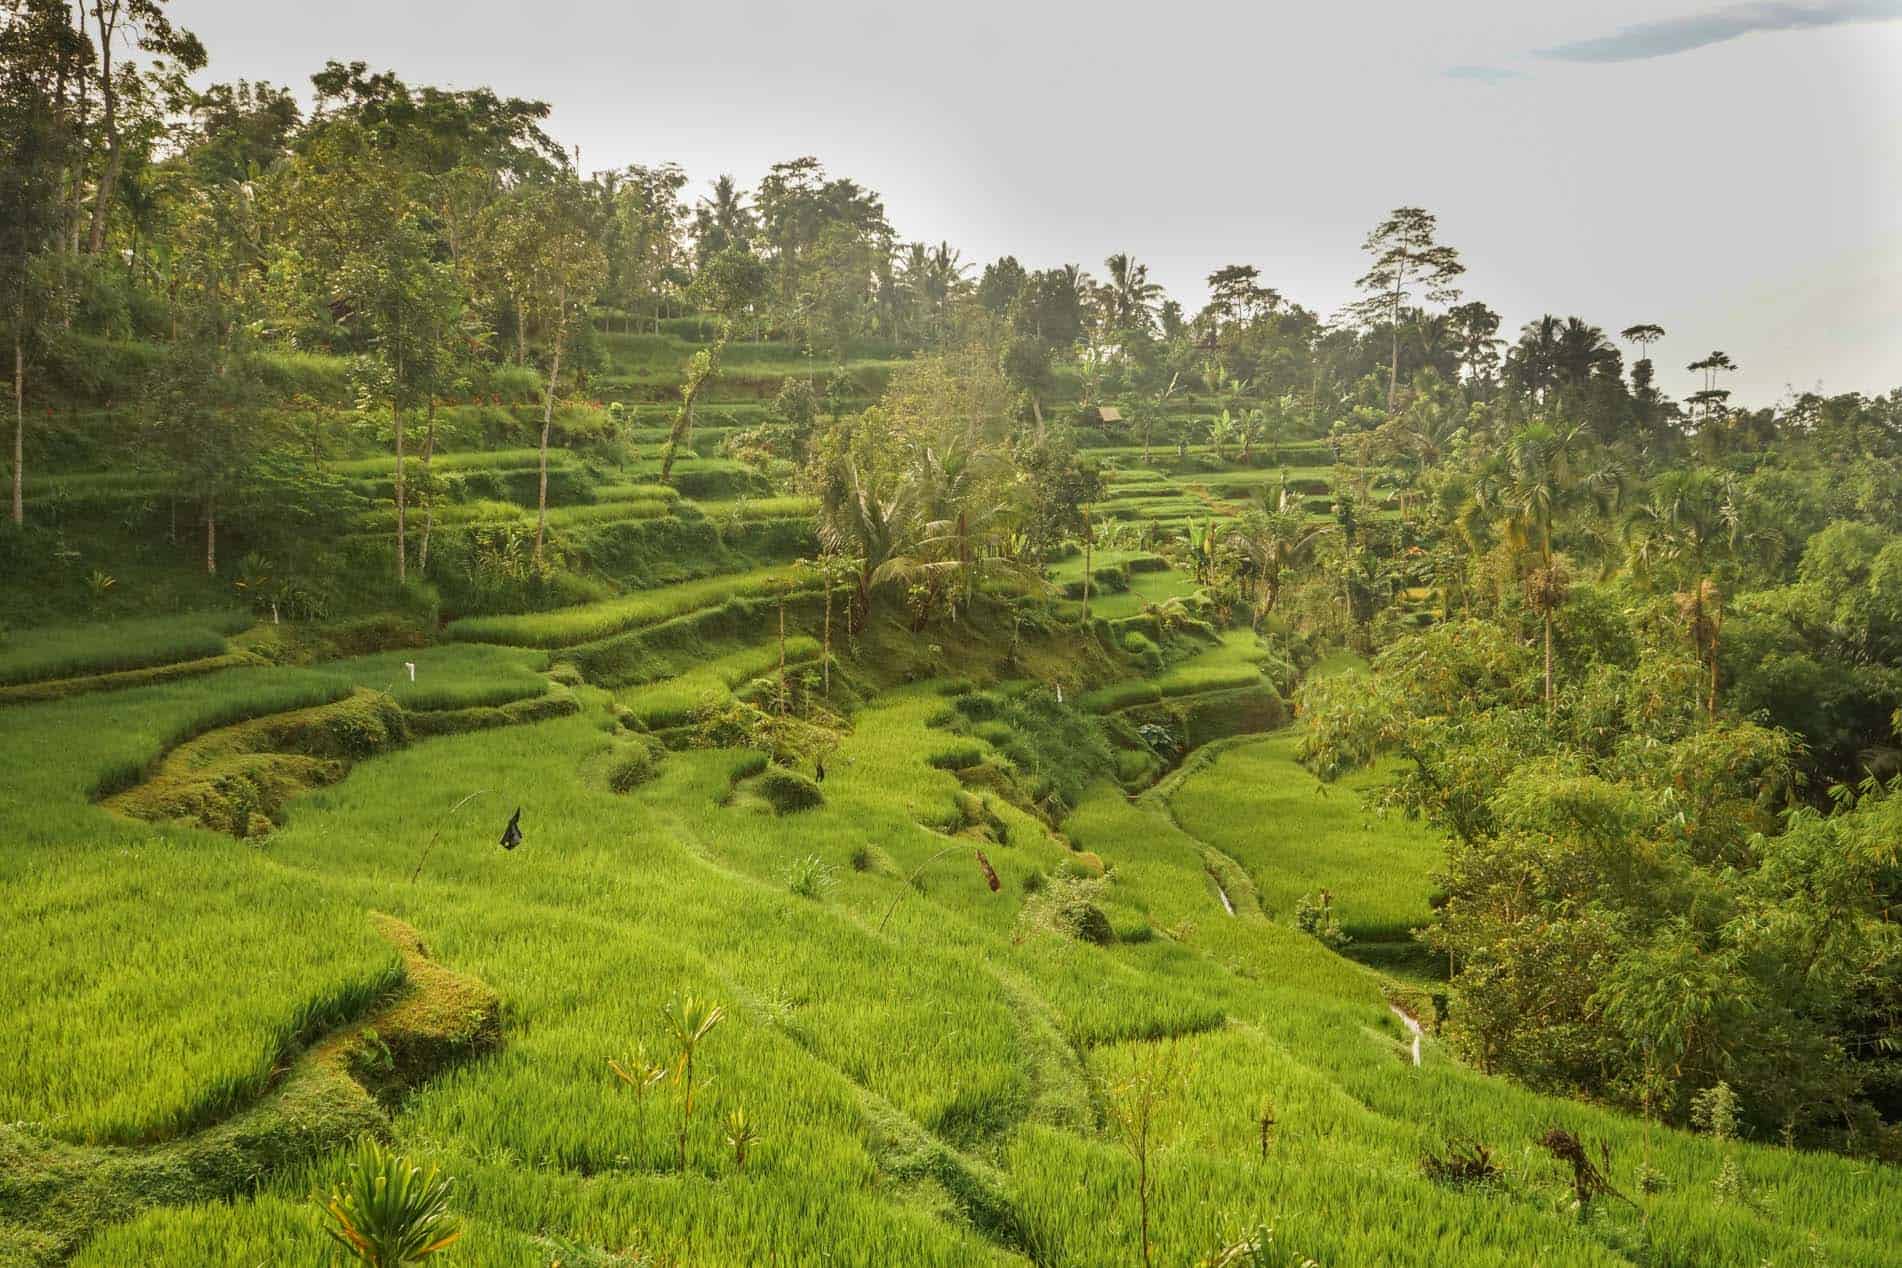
[[22, 675, 1899, 1265], [0, 610, 252, 686], [444, 566, 813, 648]]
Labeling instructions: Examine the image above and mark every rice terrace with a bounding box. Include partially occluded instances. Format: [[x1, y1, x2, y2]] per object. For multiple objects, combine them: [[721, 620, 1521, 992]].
[[2, 2, 1900, 1264]]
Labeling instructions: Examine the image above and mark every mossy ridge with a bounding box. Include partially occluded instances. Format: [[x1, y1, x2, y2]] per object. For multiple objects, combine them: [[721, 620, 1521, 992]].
[[0, 916, 498, 1267], [103, 683, 577, 839], [100, 689, 410, 839], [0, 651, 268, 707]]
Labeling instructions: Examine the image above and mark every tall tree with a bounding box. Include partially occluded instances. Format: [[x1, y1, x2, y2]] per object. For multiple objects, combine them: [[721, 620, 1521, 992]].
[[1620, 322, 1665, 363], [272, 120, 461, 583], [1447, 301, 1503, 387], [1349, 207, 1465, 413], [689, 173, 753, 269], [1, 1, 87, 524], [1098, 252, 1163, 333], [499, 171, 608, 564], [1475, 421, 1598, 716], [606, 162, 687, 333], [78, 0, 205, 254]]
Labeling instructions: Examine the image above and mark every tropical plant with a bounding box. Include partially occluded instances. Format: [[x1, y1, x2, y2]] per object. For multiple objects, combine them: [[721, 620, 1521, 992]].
[[723, 1106, 759, 1171], [316, 1137, 462, 1267], [660, 994, 725, 1170]]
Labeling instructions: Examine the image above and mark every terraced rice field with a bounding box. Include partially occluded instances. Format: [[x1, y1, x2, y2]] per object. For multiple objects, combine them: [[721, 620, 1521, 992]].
[[10, 361, 1894, 1265]]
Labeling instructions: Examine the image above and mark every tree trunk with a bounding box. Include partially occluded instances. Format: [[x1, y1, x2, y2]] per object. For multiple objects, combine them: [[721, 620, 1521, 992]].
[[1544, 612, 1555, 721], [1080, 522, 1092, 627], [418, 397, 438, 572], [204, 494, 216, 575], [1137, 1148, 1152, 1267], [86, 2, 120, 255], [822, 574, 833, 697], [393, 401, 407, 583], [1707, 620, 1721, 720], [11, 331, 23, 525], [88, 139, 124, 255], [514, 294, 527, 365], [1386, 286, 1403, 413], [533, 318, 565, 565]]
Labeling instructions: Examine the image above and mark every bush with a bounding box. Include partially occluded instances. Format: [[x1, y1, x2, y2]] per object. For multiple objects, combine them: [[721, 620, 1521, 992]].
[[1420, 1139, 1500, 1189], [607, 740, 662, 793], [1016, 873, 1115, 945], [756, 765, 823, 814]]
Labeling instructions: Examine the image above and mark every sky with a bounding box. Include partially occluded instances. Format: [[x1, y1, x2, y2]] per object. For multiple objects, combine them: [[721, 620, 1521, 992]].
[[173, 0, 1901, 407]]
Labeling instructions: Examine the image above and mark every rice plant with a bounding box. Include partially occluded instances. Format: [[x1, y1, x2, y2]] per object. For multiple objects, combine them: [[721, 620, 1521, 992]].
[[771, 853, 828, 901]]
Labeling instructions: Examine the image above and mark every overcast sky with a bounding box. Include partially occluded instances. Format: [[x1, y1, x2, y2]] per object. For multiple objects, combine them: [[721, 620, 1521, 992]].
[[175, 0, 1900, 406]]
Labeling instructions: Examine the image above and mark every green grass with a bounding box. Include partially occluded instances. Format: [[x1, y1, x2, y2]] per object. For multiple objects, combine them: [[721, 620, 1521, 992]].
[[9, 329, 1902, 1265], [1169, 732, 1440, 940], [1064, 568, 1201, 622], [5, 598, 1902, 1265], [0, 610, 252, 687], [443, 565, 813, 648], [617, 636, 821, 729], [691, 495, 821, 522], [1078, 630, 1266, 713], [309, 644, 550, 713]]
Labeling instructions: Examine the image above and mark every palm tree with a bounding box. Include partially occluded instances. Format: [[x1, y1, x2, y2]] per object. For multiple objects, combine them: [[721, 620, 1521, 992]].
[[817, 456, 920, 633], [1227, 489, 1335, 627], [1625, 469, 1768, 718], [693, 174, 752, 260], [1100, 252, 1163, 332], [1506, 316, 1563, 403], [869, 437, 1041, 627], [1475, 420, 1594, 718], [1553, 317, 1619, 391]]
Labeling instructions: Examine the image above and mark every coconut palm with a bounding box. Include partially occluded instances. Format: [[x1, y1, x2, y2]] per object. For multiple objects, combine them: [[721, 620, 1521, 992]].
[[1625, 469, 1770, 717], [816, 455, 920, 633], [1099, 252, 1163, 332], [871, 438, 1042, 626], [1227, 489, 1336, 626], [1474, 420, 1599, 717]]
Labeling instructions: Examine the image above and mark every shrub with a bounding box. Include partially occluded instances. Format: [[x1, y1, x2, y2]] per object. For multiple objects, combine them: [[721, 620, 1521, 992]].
[[607, 741, 662, 793], [1059, 851, 1106, 879], [1420, 1139, 1500, 1188], [925, 743, 985, 772], [757, 766, 824, 814], [1293, 890, 1350, 948], [1017, 874, 1115, 945]]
